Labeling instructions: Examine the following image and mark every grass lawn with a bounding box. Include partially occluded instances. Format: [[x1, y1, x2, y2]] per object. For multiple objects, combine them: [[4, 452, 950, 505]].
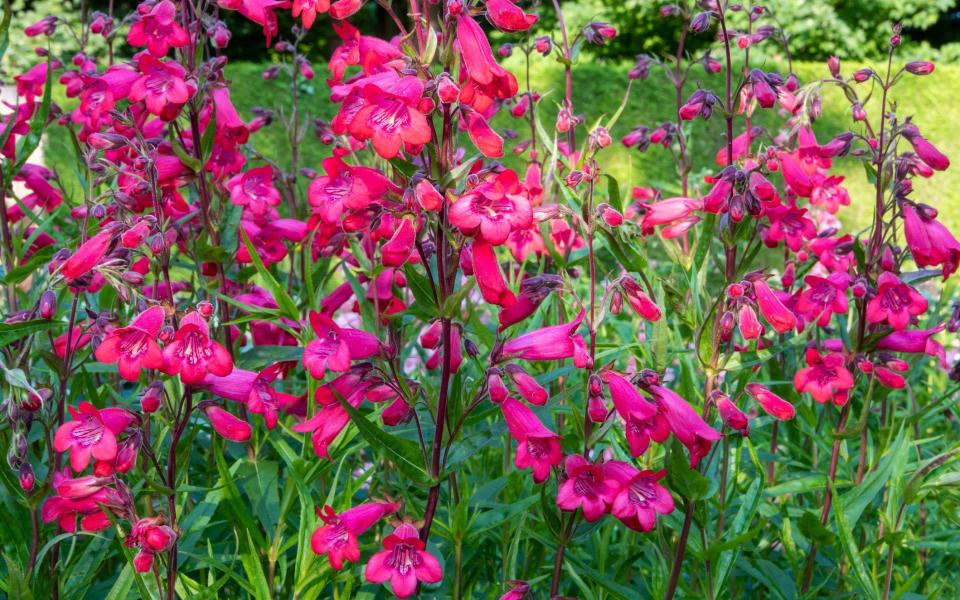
[[45, 58, 960, 232]]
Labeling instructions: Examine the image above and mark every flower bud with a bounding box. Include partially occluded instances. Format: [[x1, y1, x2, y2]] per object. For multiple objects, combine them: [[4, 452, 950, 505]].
[[852, 102, 866, 122], [141, 381, 164, 413], [905, 61, 934, 75], [827, 56, 841, 78], [853, 68, 873, 83], [851, 278, 867, 298], [714, 392, 748, 434], [587, 395, 609, 422], [589, 374, 603, 397], [690, 11, 713, 33], [38, 289, 57, 318], [197, 301, 214, 317], [719, 310, 735, 341], [609, 289, 623, 314], [19, 464, 35, 491], [487, 370, 509, 403], [535, 36, 551, 55], [498, 43, 513, 58]]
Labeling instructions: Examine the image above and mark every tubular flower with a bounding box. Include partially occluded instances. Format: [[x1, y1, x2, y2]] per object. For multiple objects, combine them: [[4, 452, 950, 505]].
[[793, 348, 854, 405], [364, 523, 443, 598], [128, 55, 193, 117], [499, 310, 589, 367], [471, 240, 516, 307], [745, 383, 795, 420], [648, 385, 721, 467], [456, 14, 518, 112], [311, 501, 400, 570], [60, 228, 115, 281], [203, 404, 252, 441], [54, 402, 135, 472], [794, 273, 850, 328], [308, 151, 399, 223], [334, 74, 432, 159], [752, 278, 797, 334], [94, 305, 166, 381], [160, 311, 233, 384], [902, 204, 960, 279], [226, 165, 281, 218], [501, 397, 562, 482], [485, 0, 538, 32], [866, 272, 928, 330], [602, 371, 668, 457]]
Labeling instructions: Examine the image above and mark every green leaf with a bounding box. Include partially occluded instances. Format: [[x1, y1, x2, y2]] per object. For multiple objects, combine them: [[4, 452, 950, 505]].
[[3, 554, 33, 600], [3, 246, 54, 284], [238, 528, 272, 600], [240, 229, 299, 321], [833, 492, 880, 598], [0, 0, 11, 63], [336, 395, 436, 486], [0, 319, 59, 348], [103, 564, 135, 600], [665, 438, 710, 500], [797, 511, 835, 545]]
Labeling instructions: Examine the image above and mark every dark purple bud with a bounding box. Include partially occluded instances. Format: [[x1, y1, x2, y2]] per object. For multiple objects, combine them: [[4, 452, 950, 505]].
[[905, 61, 935, 76], [690, 11, 713, 33], [39, 290, 57, 319]]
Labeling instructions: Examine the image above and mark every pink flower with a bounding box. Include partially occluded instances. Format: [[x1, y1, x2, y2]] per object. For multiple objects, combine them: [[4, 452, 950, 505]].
[[127, 1, 189, 57], [486, 0, 538, 32], [160, 311, 233, 384], [648, 385, 721, 467], [603, 371, 668, 457], [457, 14, 518, 112], [311, 501, 399, 570], [226, 165, 281, 218], [902, 125, 950, 171], [129, 55, 193, 117], [449, 169, 533, 245], [308, 151, 399, 223], [638, 197, 701, 235], [294, 370, 373, 458], [303, 311, 380, 380], [291, 0, 331, 28], [381, 217, 415, 267], [745, 383, 795, 420], [465, 109, 504, 158], [501, 397, 562, 482], [557, 454, 617, 521], [793, 348, 854, 405], [365, 523, 443, 598], [471, 240, 516, 307], [762, 205, 817, 252], [60, 229, 115, 281], [752, 278, 797, 334], [794, 273, 850, 328], [94, 305, 165, 381], [738, 304, 763, 340], [715, 394, 749, 434], [866, 271, 927, 330], [500, 310, 589, 367], [620, 277, 662, 321], [902, 204, 960, 279], [603, 461, 674, 531], [876, 325, 946, 366], [54, 402, 135, 472], [336, 74, 432, 159], [204, 404, 252, 441], [504, 363, 548, 405]]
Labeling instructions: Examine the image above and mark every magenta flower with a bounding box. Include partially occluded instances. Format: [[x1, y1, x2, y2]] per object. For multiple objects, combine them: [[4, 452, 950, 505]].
[[715, 394, 749, 434], [60, 228, 115, 281], [638, 197, 701, 235], [204, 404, 252, 442], [471, 240, 516, 307], [794, 273, 850, 328], [793, 348, 854, 406], [501, 397, 562, 482], [762, 205, 817, 252], [486, 0, 538, 32], [312, 501, 400, 570], [648, 385, 721, 467], [126, 0, 189, 57], [603, 371, 669, 457], [902, 125, 950, 171], [738, 304, 763, 340], [94, 305, 165, 381], [381, 217, 415, 267], [745, 383, 796, 420], [456, 14, 518, 111], [226, 165, 281, 218], [557, 454, 617, 522], [294, 370, 373, 459], [365, 523, 443, 598], [500, 310, 589, 367], [308, 152, 399, 224], [129, 55, 193, 117], [449, 169, 533, 245], [866, 271, 928, 330], [54, 402, 135, 472], [902, 204, 960, 279], [752, 278, 797, 334], [876, 325, 946, 366], [303, 311, 381, 380], [336, 74, 432, 159], [160, 311, 233, 384], [504, 363, 548, 405], [603, 461, 674, 532], [620, 277, 662, 321]]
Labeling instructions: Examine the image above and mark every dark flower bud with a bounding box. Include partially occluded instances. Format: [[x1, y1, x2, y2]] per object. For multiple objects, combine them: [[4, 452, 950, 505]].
[[660, 5, 680, 17], [464, 337, 480, 358], [690, 11, 714, 33], [827, 56, 841, 79], [584, 22, 617, 45], [589, 374, 603, 396], [39, 289, 57, 319], [609, 289, 623, 314], [19, 464, 34, 492], [853, 68, 873, 83], [905, 61, 934, 76], [498, 43, 513, 58]]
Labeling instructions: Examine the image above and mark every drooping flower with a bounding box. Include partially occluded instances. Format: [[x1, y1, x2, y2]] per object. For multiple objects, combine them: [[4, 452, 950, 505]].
[[638, 197, 701, 235], [866, 271, 928, 330], [365, 523, 443, 598], [902, 204, 960, 279], [54, 402, 135, 472], [793, 348, 854, 405], [504, 363, 548, 405], [499, 310, 588, 367], [127, 0, 190, 57], [714, 393, 749, 434], [449, 169, 533, 245], [876, 324, 946, 366], [501, 397, 562, 482], [302, 311, 380, 380], [60, 228, 115, 281], [745, 383, 795, 420], [603, 371, 669, 457], [603, 461, 674, 532], [557, 454, 618, 522], [203, 404, 252, 441], [619, 277, 662, 321], [160, 311, 233, 384], [311, 501, 400, 570], [752, 278, 797, 334], [471, 240, 516, 307], [308, 150, 399, 223], [381, 217, 415, 267], [485, 0, 538, 32], [456, 14, 518, 112], [648, 384, 721, 467]]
